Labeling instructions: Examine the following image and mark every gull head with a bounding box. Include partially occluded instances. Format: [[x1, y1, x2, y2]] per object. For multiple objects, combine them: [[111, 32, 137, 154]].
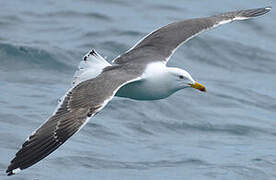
[[167, 67, 206, 92]]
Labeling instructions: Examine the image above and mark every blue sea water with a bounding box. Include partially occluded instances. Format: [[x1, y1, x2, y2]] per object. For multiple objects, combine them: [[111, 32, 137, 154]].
[[0, 0, 276, 179]]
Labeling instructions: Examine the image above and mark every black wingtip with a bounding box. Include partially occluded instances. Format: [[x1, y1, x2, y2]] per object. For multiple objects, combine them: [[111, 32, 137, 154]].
[[83, 49, 98, 61], [235, 6, 272, 19], [6, 167, 16, 176], [89, 49, 97, 56], [6, 163, 16, 176], [7, 171, 14, 176]]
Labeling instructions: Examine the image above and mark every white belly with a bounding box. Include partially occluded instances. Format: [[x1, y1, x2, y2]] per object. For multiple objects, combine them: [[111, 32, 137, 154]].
[[116, 61, 182, 100], [115, 78, 174, 100]]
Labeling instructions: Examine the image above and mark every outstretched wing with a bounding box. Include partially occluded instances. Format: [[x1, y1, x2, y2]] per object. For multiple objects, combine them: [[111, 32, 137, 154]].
[[113, 7, 271, 64], [6, 68, 141, 176]]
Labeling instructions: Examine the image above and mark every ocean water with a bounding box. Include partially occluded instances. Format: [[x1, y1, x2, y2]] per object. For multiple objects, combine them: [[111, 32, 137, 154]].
[[1, 0, 276, 179]]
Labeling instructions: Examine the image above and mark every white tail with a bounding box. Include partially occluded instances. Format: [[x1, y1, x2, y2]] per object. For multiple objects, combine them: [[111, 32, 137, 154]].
[[72, 49, 111, 86]]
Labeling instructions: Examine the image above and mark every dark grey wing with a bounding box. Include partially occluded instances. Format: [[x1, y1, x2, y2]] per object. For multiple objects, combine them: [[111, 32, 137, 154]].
[[113, 7, 271, 64], [6, 68, 141, 176]]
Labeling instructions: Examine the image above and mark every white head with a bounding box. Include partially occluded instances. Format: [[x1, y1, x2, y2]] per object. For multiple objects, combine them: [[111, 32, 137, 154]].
[[167, 67, 206, 92]]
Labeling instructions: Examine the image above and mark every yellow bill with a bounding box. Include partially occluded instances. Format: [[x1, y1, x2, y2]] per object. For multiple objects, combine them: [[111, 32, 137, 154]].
[[190, 81, 206, 92]]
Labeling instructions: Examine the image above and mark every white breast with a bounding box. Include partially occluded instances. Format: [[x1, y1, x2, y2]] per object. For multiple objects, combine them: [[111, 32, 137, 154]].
[[116, 62, 174, 100]]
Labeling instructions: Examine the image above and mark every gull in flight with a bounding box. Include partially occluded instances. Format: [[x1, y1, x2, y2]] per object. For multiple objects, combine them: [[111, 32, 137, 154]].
[[7, 7, 271, 175]]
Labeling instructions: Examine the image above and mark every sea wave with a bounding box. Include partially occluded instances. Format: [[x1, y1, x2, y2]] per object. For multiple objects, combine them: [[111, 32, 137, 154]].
[[0, 43, 73, 72]]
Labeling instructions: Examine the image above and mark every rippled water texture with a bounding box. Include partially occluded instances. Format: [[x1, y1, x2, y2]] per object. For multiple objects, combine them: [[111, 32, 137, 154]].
[[1, 0, 276, 179]]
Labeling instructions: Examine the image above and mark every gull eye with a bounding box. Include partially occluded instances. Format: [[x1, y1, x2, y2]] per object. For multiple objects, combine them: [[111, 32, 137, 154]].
[[179, 75, 184, 79]]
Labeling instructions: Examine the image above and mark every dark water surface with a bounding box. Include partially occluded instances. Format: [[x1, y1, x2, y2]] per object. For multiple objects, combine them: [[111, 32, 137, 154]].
[[1, 0, 276, 179]]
